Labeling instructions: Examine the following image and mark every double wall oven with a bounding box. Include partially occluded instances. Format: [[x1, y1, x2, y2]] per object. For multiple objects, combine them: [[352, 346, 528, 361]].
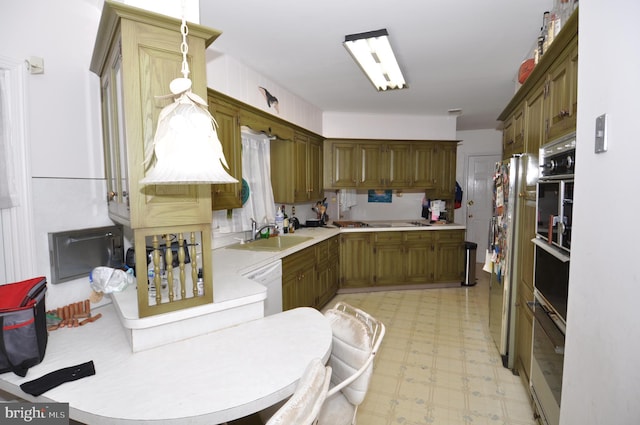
[[530, 132, 575, 425]]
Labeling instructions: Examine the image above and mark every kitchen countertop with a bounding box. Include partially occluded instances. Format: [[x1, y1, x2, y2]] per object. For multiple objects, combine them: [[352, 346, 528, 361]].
[[0, 305, 332, 425], [214, 221, 466, 275]]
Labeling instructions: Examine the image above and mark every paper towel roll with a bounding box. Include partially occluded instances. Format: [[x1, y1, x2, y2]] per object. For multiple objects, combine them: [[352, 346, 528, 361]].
[[482, 250, 494, 273]]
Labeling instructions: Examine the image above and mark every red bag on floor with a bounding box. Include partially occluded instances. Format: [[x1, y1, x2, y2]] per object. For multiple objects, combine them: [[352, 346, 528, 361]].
[[0, 277, 48, 377]]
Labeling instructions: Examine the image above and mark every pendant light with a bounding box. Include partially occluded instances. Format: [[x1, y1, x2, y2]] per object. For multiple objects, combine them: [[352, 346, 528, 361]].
[[140, 16, 238, 186]]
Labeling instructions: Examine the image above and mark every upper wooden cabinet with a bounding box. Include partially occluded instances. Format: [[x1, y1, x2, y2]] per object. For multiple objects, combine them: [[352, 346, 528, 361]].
[[502, 104, 525, 158], [546, 37, 578, 141], [207, 95, 242, 210], [91, 1, 219, 229], [206, 89, 323, 206], [324, 139, 458, 193], [499, 10, 578, 158], [270, 131, 323, 204]]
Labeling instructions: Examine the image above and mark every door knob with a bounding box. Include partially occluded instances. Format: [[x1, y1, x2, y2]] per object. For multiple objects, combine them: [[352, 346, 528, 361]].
[[467, 200, 474, 206]]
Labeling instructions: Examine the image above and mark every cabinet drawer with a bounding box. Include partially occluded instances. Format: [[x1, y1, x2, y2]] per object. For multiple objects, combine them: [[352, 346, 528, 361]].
[[315, 236, 340, 263], [435, 230, 464, 242], [283, 247, 315, 270], [405, 231, 434, 243], [374, 232, 403, 244]]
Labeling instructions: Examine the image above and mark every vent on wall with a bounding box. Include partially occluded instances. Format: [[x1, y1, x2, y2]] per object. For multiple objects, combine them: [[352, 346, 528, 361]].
[[48, 225, 124, 284]]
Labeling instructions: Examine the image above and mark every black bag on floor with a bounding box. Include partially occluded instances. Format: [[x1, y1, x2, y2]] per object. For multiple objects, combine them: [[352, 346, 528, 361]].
[[0, 277, 48, 377]]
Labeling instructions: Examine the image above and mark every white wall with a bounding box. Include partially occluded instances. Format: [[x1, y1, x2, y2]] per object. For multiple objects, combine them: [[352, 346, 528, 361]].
[[323, 111, 457, 140], [560, 2, 640, 425], [206, 53, 323, 134], [0, 0, 110, 308]]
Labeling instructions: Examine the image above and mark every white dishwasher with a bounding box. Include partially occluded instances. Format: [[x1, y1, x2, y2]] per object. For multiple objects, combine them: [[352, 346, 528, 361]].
[[242, 260, 282, 316]]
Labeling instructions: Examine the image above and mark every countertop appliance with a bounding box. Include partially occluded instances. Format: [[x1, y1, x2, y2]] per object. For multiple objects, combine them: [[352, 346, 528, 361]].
[[488, 154, 526, 370], [242, 260, 282, 316]]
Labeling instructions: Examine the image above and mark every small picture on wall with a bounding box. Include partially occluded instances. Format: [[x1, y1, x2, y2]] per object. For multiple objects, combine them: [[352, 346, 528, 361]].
[[368, 190, 392, 203]]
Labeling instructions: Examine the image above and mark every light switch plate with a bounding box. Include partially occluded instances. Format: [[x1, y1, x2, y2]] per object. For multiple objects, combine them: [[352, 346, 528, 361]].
[[595, 114, 608, 153]]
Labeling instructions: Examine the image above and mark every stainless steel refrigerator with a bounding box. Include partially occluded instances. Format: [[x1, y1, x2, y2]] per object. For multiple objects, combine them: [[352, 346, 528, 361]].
[[488, 155, 524, 370]]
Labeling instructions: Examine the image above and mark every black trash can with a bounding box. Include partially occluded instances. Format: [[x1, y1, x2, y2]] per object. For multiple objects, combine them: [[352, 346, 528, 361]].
[[462, 241, 478, 286]]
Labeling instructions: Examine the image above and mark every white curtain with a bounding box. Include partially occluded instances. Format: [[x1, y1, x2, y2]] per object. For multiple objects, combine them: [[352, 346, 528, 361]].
[[212, 128, 275, 233], [0, 69, 18, 209]]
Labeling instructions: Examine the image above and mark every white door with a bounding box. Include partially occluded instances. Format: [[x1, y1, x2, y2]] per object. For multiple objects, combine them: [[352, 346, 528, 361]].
[[465, 154, 501, 262]]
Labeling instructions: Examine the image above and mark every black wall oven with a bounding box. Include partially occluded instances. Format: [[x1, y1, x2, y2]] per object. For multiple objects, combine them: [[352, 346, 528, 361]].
[[530, 291, 565, 425], [531, 132, 575, 425], [536, 133, 575, 253]]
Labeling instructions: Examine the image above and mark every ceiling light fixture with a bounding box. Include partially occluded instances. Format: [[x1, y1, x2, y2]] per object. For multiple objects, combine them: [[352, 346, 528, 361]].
[[140, 14, 238, 186], [343, 29, 407, 91]]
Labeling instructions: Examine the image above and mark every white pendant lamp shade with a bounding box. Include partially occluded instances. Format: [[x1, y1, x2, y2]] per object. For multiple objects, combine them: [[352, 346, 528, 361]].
[[140, 80, 238, 185], [139, 14, 238, 186]]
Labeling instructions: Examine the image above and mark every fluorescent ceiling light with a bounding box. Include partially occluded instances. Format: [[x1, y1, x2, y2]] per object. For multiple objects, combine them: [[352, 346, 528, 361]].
[[344, 29, 407, 91]]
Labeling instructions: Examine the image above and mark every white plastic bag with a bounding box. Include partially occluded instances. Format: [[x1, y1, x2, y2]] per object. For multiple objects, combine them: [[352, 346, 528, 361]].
[[89, 267, 134, 294]]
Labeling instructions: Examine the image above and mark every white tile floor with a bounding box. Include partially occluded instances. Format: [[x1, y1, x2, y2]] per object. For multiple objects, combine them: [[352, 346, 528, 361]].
[[326, 267, 538, 425]]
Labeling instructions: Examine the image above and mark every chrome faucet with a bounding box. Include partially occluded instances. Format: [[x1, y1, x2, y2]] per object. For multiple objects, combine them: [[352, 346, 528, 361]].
[[254, 224, 276, 240]]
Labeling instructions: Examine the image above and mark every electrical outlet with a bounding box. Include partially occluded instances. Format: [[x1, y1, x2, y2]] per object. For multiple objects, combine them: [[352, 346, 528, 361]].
[[595, 114, 608, 153]]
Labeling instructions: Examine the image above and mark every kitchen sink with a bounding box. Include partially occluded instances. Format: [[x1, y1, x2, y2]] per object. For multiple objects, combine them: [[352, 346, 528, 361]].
[[226, 235, 314, 251]]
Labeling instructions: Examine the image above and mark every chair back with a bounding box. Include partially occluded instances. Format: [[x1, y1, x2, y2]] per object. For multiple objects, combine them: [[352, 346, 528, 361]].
[[324, 302, 385, 406], [266, 358, 332, 425]]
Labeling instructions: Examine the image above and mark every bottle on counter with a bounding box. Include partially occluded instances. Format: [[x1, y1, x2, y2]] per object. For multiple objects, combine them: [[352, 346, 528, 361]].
[[275, 207, 284, 235]]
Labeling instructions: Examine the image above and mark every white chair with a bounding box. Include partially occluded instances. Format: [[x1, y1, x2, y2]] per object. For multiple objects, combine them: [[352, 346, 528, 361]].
[[317, 302, 386, 425], [265, 358, 332, 425]]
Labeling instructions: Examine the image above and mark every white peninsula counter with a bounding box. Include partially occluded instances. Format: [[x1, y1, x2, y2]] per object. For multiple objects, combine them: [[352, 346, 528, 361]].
[[0, 305, 332, 425]]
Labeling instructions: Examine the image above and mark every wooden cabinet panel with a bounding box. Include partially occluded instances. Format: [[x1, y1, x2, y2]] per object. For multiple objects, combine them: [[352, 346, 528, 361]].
[[373, 232, 404, 285], [293, 134, 308, 203], [433, 230, 464, 283], [315, 236, 339, 309], [412, 143, 437, 188], [435, 143, 457, 200], [328, 142, 358, 188], [339, 233, 373, 288], [405, 231, 435, 283], [359, 143, 384, 187], [546, 37, 578, 141], [282, 247, 316, 310], [516, 282, 534, 382], [307, 135, 324, 201], [208, 98, 242, 210], [524, 80, 547, 156], [503, 105, 525, 158], [386, 143, 412, 188], [271, 131, 323, 204]]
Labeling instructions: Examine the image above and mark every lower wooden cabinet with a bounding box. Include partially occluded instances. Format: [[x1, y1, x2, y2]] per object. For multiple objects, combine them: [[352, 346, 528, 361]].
[[315, 236, 340, 308], [282, 236, 339, 311], [433, 230, 465, 283], [516, 282, 534, 385], [339, 233, 373, 288], [340, 229, 464, 289], [282, 247, 315, 310]]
